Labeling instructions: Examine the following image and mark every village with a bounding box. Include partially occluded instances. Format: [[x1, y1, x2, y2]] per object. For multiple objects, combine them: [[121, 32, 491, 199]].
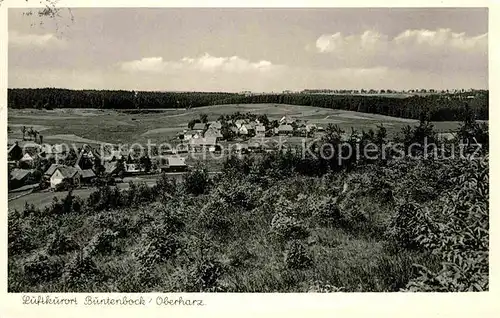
[[7, 113, 325, 197]]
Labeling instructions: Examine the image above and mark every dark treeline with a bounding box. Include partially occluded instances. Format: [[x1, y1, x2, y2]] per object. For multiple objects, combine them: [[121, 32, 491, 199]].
[[223, 92, 489, 121], [8, 88, 238, 110], [8, 88, 488, 121]]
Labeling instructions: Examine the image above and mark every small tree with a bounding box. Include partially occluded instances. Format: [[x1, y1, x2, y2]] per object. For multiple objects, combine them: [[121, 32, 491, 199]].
[[184, 167, 210, 195]]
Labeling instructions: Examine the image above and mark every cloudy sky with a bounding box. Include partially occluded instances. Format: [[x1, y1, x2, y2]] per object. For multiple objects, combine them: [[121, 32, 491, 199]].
[[8, 8, 488, 92]]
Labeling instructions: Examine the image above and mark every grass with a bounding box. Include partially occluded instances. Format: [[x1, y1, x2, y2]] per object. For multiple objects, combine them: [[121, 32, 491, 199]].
[[8, 104, 465, 146], [8, 188, 95, 212]]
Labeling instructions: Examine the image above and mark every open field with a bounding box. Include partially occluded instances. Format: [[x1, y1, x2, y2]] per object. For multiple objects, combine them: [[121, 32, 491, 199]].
[[8, 104, 468, 147], [8, 188, 96, 212]]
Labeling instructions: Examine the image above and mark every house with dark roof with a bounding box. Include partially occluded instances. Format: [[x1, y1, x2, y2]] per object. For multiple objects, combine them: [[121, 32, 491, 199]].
[[44, 164, 63, 178], [10, 168, 34, 183], [9, 168, 35, 190], [80, 168, 96, 181], [8, 142, 23, 161], [49, 166, 81, 189]]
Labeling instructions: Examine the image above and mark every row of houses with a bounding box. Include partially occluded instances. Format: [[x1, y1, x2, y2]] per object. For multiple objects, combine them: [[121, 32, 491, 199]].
[[180, 115, 324, 146]]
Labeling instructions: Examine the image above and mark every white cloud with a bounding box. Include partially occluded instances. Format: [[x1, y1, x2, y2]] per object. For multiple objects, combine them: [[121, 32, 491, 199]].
[[316, 30, 389, 54], [120, 57, 166, 73], [393, 28, 487, 51], [314, 28, 487, 70], [9, 30, 67, 49], [120, 53, 278, 74]]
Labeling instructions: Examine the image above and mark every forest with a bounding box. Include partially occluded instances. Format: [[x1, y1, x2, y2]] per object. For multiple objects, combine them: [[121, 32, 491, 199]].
[[7, 88, 489, 121]]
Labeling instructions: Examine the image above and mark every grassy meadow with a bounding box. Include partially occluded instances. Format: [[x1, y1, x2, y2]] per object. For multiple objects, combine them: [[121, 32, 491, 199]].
[[8, 104, 463, 146]]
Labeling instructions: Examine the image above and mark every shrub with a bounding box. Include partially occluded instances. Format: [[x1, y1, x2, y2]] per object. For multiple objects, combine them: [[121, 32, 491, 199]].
[[149, 202, 186, 233], [62, 251, 100, 285], [283, 240, 312, 270], [23, 252, 64, 283], [308, 195, 342, 225], [134, 222, 182, 266], [173, 257, 225, 292], [124, 182, 155, 206], [45, 230, 78, 255], [184, 167, 211, 195], [83, 229, 118, 256], [8, 213, 34, 256], [87, 186, 123, 211], [92, 210, 133, 238], [196, 196, 234, 237], [270, 213, 310, 243], [155, 174, 178, 197], [47, 191, 83, 215], [385, 202, 437, 250], [405, 157, 489, 291]]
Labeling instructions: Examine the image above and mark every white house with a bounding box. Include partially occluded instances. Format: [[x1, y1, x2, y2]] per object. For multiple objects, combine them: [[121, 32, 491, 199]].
[[235, 119, 246, 128], [50, 166, 81, 189], [256, 125, 266, 137], [239, 125, 249, 135], [19, 153, 34, 166]]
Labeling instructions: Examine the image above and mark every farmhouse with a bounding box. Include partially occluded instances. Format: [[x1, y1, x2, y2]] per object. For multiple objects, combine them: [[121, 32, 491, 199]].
[[10, 168, 35, 185], [125, 163, 143, 175], [278, 124, 294, 136], [192, 123, 206, 132], [79, 168, 97, 183], [189, 137, 219, 152], [8, 142, 23, 161], [204, 127, 223, 141], [159, 156, 188, 172], [209, 121, 222, 130], [44, 164, 62, 178], [19, 153, 35, 167], [242, 124, 255, 135], [235, 119, 246, 128], [49, 166, 81, 189], [239, 125, 249, 136], [256, 125, 266, 137], [230, 126, 238, 134]]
